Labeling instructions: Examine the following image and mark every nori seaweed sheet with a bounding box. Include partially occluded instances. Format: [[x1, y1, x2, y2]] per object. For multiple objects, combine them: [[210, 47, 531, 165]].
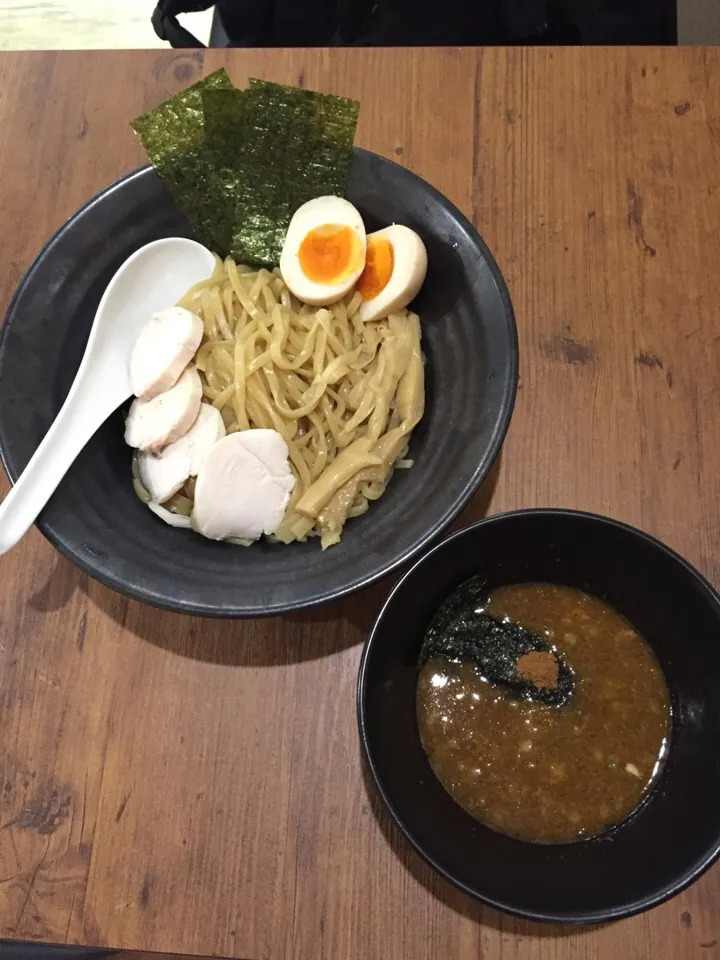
[[420, 575, 575, 707], [211, 79, 359, 265], [133, 72, 359, 266], [132, 69, 236, 254]]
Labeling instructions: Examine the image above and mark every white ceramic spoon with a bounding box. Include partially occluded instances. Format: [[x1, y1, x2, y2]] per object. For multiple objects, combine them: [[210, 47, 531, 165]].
[[0, 237, 216, 555]]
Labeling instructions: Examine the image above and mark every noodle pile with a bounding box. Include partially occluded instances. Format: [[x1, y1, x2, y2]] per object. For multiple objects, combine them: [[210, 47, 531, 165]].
[[161, 256, 424, 548]]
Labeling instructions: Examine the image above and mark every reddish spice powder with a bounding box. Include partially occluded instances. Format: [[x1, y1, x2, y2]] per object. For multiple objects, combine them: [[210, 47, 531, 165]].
[[516, 651, 559, 689]]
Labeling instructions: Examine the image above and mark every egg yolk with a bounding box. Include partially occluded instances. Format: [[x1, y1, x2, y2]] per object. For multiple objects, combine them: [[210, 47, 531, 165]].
[[357, 236, 395, 301], [298, 224, 363, 285]]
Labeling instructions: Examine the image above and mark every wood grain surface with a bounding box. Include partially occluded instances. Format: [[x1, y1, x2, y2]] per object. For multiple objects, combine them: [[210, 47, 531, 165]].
[[0, 46, 719, 960]]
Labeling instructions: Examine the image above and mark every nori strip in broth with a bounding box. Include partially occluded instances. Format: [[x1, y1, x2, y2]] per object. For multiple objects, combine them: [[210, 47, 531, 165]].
[[420, 575, 575, 707]]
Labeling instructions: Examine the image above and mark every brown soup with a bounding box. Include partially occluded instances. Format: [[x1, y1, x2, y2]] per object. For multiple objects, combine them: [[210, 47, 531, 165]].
[[417, 583, 671, 843]]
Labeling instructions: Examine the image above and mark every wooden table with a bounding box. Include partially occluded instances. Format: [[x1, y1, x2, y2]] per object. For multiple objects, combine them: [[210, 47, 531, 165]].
[[1, 46, 719, 960]]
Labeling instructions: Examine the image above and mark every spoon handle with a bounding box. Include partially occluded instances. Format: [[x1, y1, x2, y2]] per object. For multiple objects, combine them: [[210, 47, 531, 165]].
[[0, 390, 114, 555]]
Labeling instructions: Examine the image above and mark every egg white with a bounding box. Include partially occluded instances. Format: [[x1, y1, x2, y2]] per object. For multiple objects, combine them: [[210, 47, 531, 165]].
[[358, 224, 428, 323], [280, 196, 367, 306]]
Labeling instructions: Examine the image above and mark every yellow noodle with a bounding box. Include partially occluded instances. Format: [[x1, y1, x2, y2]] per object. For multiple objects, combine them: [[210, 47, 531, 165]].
[[233, 336, 249, 431], [212, 384, 234, 410], [347, 290, 363, 318], [200, 288, 218, 339], [155, 258, 424, 547], [223, 283, 237, 334], [210, 285, 232, 340]]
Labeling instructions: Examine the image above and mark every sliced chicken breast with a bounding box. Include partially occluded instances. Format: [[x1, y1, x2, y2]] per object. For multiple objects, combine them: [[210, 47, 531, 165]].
[[130, 306, 203, 400], [125, 366, 202, 454], [193, 430, 295, 541], [138, 402, 226, 503], [186, 403, 226, 475], [139, 435, 191, 504]]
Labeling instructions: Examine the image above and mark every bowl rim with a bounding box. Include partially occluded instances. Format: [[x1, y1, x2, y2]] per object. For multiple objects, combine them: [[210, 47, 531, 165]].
[[0, 153, 519, 616], [357, 507, 720, 923]]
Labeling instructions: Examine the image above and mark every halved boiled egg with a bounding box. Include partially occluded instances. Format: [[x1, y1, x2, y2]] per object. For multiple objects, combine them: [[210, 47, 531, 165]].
[[280, 196, 366, 306], [357, 225, 428, 323]]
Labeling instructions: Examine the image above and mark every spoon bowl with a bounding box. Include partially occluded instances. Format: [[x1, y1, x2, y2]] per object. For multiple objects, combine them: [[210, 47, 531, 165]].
[[0, 237, 215, 555]]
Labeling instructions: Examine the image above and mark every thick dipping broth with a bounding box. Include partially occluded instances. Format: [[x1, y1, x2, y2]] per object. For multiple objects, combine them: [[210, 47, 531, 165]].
[[417, 584, 671, 843]]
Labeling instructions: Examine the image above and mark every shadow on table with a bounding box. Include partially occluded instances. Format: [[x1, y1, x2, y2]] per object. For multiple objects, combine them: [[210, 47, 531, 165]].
[[28, 552, 87, 612], [359, 755, 607, 940], [30, 458, 500, 668], [82, 572, 390, 667]]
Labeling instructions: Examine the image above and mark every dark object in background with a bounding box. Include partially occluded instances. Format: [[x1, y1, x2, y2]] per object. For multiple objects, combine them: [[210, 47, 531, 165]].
[[153, 0, 677, 48]]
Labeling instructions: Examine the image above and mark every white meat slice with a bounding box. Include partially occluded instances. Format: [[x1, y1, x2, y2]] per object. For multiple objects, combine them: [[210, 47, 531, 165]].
[[137, 403, 226, 503], [125, 366, 202, 454], [129, 306, 203, 400], [139, 436, 191, 504], [193, 429, 295, 541], [148, 501, 192, 528], [187, 403, 226, 475]]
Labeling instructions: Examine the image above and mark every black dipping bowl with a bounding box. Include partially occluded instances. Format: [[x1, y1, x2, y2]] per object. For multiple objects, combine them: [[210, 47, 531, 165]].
[[358, 509, 720, 923], [0, 151, 516, 616]]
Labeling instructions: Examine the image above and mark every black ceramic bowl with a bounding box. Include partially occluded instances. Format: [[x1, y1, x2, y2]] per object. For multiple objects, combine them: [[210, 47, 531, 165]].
[[0, 150, 516, 616], [358, 509, 720, 923]]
